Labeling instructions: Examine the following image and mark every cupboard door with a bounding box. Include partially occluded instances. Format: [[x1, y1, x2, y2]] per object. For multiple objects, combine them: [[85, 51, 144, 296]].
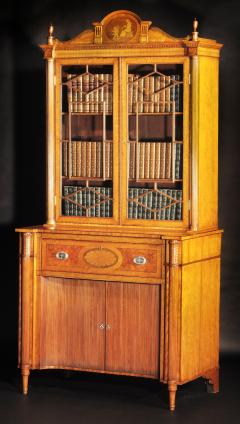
[[56, 59, 119, 224], [105, 282, 160, 377], [40, 277, 105, 370]]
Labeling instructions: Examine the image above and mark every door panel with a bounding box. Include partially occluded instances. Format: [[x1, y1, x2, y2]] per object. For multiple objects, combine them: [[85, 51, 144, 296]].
[[40, 277, 105, 370], [105, 282, 160, 377]]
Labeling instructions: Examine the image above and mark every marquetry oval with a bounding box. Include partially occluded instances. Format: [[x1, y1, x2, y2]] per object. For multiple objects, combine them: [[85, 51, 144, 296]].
[[83, 247, 119, 268], [104, 13, 138, 42]]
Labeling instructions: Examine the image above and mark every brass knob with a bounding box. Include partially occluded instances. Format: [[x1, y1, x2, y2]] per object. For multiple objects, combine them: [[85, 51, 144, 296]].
[[97, 323, 105, 330], [133, 256, 147, 265], [56, 251, 69, 260]]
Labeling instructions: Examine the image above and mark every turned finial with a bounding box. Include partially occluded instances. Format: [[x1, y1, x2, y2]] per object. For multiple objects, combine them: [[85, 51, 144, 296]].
[[192, 18, 199, 41], [48, 23, 54, 45]]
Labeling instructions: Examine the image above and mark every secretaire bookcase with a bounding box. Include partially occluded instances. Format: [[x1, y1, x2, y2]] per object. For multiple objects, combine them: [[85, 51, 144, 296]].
[[16, 10, 223, 411]]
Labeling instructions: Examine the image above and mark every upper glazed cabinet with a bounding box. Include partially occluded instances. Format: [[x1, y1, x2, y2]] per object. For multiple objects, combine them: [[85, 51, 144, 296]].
[[41, 10, 221, 232]]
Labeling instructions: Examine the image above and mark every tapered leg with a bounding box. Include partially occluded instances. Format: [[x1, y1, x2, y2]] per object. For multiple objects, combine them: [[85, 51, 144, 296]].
[[203, 367, 219, 393], [168, 382, 177, 411], [21, 368, 30, 395]]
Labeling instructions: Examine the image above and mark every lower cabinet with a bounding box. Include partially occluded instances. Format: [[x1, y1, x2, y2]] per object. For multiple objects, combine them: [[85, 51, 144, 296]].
[[18, 231, 221, 411], [40, 277, 160, 378]]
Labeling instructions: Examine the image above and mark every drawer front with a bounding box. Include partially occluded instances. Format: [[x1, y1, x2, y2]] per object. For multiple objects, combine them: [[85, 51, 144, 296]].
[[42, 239, 163, 280]]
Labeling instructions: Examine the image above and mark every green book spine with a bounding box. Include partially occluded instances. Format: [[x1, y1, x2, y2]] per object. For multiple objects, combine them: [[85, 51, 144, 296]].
[[170, 189, 177, 220], [77, 189, 82, 217], [95, 188, 101, 217], [156, 191, 162, 220], [176, 190, 183, 220], [160, 189, 167, 220], [137, 188, 143, 219], [147, 190, 152, 219], [152, 190, 158, 217], [100, 188, 106, 217], [73, 187, 78, 216], [142, 189, 148, 219], [90, 189, 95, 217], [68, 186, 74, 216], [82, 188, 87, 217], [105, 187, 110, 217], [109, 187, 113, 217], [63, 186, 69, 216], [165, 189, 173, 220], [128, 188, 133, 219], [132, 188, 138, 219]]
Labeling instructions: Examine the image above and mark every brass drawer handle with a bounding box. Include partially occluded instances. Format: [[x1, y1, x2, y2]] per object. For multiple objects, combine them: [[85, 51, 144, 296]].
[[133, 256, 147, 265], [56, 251, 69, 260]]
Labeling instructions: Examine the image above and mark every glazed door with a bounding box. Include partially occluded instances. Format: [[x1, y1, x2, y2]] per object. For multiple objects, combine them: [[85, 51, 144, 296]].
[[40, 277, 105, 370], [105, 282, 160, 377], [121, 57, 190, 229], [55, 58, 119, 224]]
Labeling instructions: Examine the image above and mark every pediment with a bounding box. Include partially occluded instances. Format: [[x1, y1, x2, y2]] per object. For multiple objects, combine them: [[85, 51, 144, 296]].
[[55, 10, 180, 47]]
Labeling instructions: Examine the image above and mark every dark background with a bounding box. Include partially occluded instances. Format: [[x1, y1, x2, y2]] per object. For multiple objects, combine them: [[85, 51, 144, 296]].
[[0, 0, 239, 422]]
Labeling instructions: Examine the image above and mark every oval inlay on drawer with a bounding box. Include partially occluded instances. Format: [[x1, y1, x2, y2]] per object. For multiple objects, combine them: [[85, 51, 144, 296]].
[[83, 248, 119, 268]]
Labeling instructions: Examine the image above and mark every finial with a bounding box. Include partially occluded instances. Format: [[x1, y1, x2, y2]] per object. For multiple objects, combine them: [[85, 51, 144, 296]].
[[192, 18, 199, 41], [48, 23, 54, 45]]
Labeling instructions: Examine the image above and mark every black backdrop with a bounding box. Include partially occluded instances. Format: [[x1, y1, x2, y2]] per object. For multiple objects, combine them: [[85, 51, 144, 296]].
[[0, 0, 239, 372]]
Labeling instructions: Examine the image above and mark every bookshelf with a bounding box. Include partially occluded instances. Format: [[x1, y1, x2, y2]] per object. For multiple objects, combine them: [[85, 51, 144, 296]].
[[16, 11, 223, 411]]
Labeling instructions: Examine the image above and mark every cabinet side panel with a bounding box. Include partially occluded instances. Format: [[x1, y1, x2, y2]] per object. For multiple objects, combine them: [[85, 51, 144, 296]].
[[106, 282, 160, 377], [181, 263, 201, 380], [40, 277, 105, 370], [199, 258, 220, 371], [198, 56, 219, 230], [180, 255, 220, 382]]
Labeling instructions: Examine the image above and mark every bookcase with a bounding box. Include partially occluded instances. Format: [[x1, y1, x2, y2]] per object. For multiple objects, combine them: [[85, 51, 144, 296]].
[[16, 10, 223, 411]]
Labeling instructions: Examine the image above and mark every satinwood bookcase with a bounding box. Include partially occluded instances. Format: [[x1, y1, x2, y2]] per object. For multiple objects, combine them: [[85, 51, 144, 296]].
[[16, 10, 223, 411]]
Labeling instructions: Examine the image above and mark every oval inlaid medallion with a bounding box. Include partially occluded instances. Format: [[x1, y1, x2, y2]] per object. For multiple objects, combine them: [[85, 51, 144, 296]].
[[105, 15, 138, 42], [83, 247, 119, 268]]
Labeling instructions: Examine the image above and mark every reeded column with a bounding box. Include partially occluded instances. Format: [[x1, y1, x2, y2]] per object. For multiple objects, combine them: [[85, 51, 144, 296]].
[[190, 18, 199, 231], [45, 24, 56, 228], [167, 240, 181, 411], [21, 233, 33, 394]]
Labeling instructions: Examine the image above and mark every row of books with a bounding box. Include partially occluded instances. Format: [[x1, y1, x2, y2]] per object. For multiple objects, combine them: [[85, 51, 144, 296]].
[[62, 141, 113, 178], [62, 185, 182, 220], [63, 186, 113, 217], [129, 142, 183, 180], [128, 74, 182, 113], [67, 73, 113, 113], [128, 188, 182, 220]]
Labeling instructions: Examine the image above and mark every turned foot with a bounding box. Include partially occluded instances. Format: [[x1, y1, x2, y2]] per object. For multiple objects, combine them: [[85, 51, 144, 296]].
[[203, 368, 219, 393], [21, 369, 30, 395], [168, 382, 177, 411]]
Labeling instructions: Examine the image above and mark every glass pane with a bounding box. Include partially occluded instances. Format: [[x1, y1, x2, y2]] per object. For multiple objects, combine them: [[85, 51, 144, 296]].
[[61, 65, 113, 218], [127, 64, 183, 221]]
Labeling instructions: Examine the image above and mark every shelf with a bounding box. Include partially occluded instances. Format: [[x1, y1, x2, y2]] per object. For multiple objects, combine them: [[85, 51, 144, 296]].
[[128, 140, 183, 144], [62, 112, 113, 116], [129, 179, 183, 183], [61, 139, 113, 143], [62, 177, 112, 181], [128, 112, 183, 116]]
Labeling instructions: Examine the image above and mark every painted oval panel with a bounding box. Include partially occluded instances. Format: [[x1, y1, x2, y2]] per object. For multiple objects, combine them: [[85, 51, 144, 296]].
[[105, 15, 138, 42], [83, 248, 119, 268]]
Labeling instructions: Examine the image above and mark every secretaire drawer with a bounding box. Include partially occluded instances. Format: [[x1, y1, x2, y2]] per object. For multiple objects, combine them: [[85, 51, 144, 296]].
[[41, 239, 163, 281]]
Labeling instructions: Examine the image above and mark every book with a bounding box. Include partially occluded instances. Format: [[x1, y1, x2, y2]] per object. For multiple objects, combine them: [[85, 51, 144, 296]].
[[67, 74, 73, 112], [143, 76, 149, 113], [149, 76, 155, 113], [128, 74, 134, 113], [165, 75, 171, 113]]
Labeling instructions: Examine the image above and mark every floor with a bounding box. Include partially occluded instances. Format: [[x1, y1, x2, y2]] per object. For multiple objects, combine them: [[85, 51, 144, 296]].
[[0, 355, 238, 424]]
